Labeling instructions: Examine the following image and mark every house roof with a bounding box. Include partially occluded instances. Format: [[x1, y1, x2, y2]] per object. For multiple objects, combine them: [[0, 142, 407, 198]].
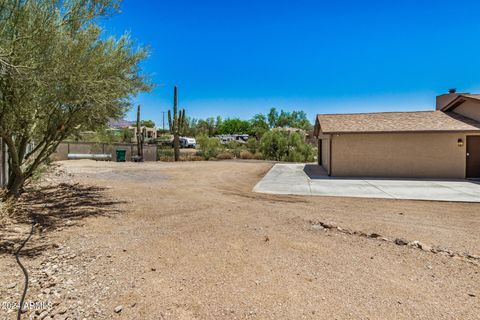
[[441, 94, 480, 111], [315, 111, 480, 135]]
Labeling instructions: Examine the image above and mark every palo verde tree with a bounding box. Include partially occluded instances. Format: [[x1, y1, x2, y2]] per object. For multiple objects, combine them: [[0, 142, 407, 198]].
[[0, 0, 151, 199], [168, 86, 185, 162]]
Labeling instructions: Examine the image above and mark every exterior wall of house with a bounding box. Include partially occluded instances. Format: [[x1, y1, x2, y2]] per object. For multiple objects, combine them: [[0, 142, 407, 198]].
[[330, 132, 480, 178], [452, 100, 480, 122], [317, 134, 330, 173], [321, 137, 330, 173], [436, 93, 459, 110]]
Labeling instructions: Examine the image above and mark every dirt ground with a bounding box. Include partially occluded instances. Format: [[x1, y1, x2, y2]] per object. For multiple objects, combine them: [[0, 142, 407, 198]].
[[1, 160, 479, 319]]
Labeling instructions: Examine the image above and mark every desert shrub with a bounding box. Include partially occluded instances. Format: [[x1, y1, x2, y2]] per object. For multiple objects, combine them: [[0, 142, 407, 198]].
[[259, 130, 288, 161], [189, 156, 205, 161], [157, 148, 174, 161], [226, 140, 245, 158], [246, 138, 260, 154], [253, 152, 264, 160], [240, 150, 254, 159], [259, 130, 315, 162], [197, 134, 223, 160], [216, 152, 234, 160]]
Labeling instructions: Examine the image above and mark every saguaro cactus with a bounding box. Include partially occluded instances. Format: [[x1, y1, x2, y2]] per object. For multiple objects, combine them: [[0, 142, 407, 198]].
[[168, 86, 185, 161]]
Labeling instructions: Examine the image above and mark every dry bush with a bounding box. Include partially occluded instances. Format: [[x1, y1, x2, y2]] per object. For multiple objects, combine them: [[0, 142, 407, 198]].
[[216, 152, 234, 160], [159, 156, 174, 162], [253, 152, 264, 160], [240, 150, 254, 159], [180, 155, 204, 161]]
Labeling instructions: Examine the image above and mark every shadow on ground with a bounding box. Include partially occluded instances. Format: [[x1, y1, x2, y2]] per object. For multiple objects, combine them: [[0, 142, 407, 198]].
[[303, 164, 328, 179], [0, 182, 125, 257]]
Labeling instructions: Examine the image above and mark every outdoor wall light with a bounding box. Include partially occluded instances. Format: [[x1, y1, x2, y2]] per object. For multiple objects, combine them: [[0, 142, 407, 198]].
[[457, 139, 464, 147]]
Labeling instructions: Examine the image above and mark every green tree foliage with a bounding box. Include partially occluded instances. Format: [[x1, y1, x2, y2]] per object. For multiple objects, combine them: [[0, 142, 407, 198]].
[[268, 107, 279, 128], [120, 128, 134, 143], [267, 108, 312, 130], [198, 117, 217, 136], [176, 108, 311, 139], [183, 116, 223, 137], [249, 114, 269, 138], [217, 118, 251, 134], [0, 0, 151, 198], [140, 120, 155, 128], [259, 130, 315, 162]]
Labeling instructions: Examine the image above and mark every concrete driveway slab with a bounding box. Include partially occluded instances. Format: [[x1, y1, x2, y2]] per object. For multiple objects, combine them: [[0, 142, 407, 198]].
[[253, 164, 480, 202]]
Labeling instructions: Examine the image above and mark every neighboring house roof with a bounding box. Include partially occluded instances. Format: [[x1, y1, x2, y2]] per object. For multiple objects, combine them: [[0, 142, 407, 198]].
[[441, 94, 480, 111], [108, 118, 134, 129], [315, 111, 480, 135]]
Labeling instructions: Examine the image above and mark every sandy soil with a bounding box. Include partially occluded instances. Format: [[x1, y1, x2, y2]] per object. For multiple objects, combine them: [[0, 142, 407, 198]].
[[1, 160, 479, 319]]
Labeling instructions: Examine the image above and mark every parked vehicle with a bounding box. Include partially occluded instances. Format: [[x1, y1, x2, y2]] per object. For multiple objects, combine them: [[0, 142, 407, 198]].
[[217, 134, 249, 144], [180, 137, 196, 148]]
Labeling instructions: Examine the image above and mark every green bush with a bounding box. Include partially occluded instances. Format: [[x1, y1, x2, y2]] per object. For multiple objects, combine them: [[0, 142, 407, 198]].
[[259, 130, 315, 162], [197, 134, 223, 160], [157, 148, 174, 161], [226, 140, 245, 158], [246, 138, 260, 154]]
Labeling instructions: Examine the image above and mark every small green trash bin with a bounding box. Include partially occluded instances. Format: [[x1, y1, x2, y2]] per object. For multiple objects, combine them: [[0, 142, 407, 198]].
[[115, 149, 126, 162]]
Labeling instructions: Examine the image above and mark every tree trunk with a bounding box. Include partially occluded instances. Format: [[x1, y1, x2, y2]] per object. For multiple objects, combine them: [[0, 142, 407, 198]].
[[6, 173, 24, 199], [173, 134, 180, 161], [1, 134, 24, 199]]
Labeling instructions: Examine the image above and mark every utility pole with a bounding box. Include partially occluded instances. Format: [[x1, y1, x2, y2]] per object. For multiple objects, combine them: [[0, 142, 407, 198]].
[[136, 104, 144, 161]]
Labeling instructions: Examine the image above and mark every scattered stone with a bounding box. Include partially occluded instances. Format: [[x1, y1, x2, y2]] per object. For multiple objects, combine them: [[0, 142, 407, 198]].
[[394, 238, 408, 246], [417, 242, 432, 252], [264, 236, 269, 242], [368, 233, 381, 238], [56, 307, 67, 315], [6, 282, 16, 289], [311, 224, 324, 230], [114, 305, 123, 313], [322, 222, 337, 229], [468, 293, 476, 297], [151, 267, 156, 272]]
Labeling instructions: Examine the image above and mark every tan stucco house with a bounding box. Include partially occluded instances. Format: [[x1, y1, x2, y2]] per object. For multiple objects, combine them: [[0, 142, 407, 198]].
[[314, 91, 480, 179]]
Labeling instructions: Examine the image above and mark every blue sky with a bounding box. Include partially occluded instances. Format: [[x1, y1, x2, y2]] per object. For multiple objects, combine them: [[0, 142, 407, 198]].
[[102, 0, 480, 127]]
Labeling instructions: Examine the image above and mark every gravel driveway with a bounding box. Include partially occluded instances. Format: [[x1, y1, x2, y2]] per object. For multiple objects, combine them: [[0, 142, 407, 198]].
[[1, 160, 479, 319]]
